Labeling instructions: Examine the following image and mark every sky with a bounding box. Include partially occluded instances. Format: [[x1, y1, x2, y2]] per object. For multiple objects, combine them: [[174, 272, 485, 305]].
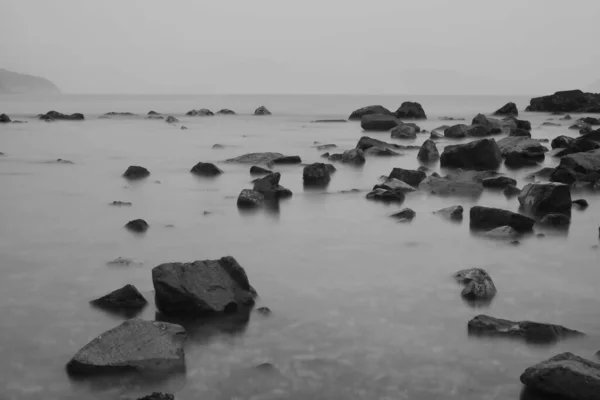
[[2, 0, 599, 95]]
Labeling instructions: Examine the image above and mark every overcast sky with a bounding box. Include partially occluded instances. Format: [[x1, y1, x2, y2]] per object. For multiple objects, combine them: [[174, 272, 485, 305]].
[[2, 0, 599, 94]]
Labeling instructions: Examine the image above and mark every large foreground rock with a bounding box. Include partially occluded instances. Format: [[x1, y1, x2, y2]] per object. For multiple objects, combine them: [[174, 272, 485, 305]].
[[469, 206, 534, 232], [123, 166, 150, 179], [388, 168, 426, 187], [226, 153, 284, 164], [520, 353, 600, 400], [90, 284, 148, 311], [469, 315, 583, 343], [526, 89, 600, 112], [394, 101, 426, 119], [550, 148, 600, 184], [440, 138, 502, 170], [494, 102, 518, 116], [360, 114, 399, 131], [152, 256, 256, 315], [190, 162, 223, 176], [38, 110, 85, 121], [66, 319, 186, 374], [348, 105, 392, 120], [253, 173, 292, 198], [417, 139, 439, 162], [453, 268, 496, 300], [518, 183, 572, 215]]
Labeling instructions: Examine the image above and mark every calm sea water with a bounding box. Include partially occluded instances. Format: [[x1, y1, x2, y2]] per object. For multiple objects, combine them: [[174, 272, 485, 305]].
[[0, 94, 599, 400]]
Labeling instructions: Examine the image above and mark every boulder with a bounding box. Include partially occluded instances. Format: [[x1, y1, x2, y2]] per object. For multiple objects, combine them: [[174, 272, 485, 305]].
[[373, 178, 416, 193], [125, 219, 149, 233], [417, 139, 439, 162], [582, 117, 600, 125], [390, 125, 417, 139], [482, 176, 517, 188], [186, 109, 214, 116], [453, 268, 496, 300], [348, 105, 393, 120], [551, 135, 576, 149], [303, 163, 333, 185], [518, 183, 571, 215], [494, 102, 518, 116], [253, 173, 292, 198], [431, 125, 449, 139], [394, 101, 426, 119], [509, 128, 531, 137], [328, 149, 365, 165], [469, 206, 534, 232], [503, 185, 521, 198], [137, 393, 174, 400], [434, 205, 463, 220], [504, 151, 542, 168], [360, 114, 399, 131], [250, 166, 272, 175], [165, 116, 179, 124], [152, 256, 256, 315], [550, 148, 600, 184], [0, 113, 11, 123], [216, 109, 236, 115], [469, 315, 583, 343], [520, 353, 600, 400], [388, 168, 427, 187], [390, 208, 415, 221], [190, 162, 223, 177], [364, 147, 401, 157], [254, 106, 271, 115], [38, 110, 84, 121], [237, 189, 264, 208], [440, 138, 502, 170], [572, 198, 589, 208], [444, 124, 468, 138], [66, 319, 186, 374], [496, 136, 548, 156], [271, 155, 301, 165], [504, 116, 531, 131], [226, 153, 284, 164], [123, 165, 150, 180], [526, 89, 600, 113], [90, 284, 148, 311], [365, 188, 405, 203], [483, 225, 520, 239], [540, 213, 571, 227], [471, 114, 505, 134]]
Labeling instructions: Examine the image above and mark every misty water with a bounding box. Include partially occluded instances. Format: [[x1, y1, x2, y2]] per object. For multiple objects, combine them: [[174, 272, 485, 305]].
[[1, 94, 599, 400]]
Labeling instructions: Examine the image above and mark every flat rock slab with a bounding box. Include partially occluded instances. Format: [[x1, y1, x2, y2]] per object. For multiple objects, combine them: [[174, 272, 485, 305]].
[[226, 153, 284, 164], [520, 352, 600, 400], [66, 319, 186, 375]]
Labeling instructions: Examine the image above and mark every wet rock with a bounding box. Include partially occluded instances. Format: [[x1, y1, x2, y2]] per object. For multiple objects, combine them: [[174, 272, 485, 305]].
[[504, 116, 531, 131], [314, 144, 337, 151], [453, 268, 497, 300], [366, 188, 405, 203], [389, 167, 427, 187], [237, 189, 264, 208], [518, 183, 572, 215], [526, 89, 600, 113], [444, 124, 468, 138], [328, 149, 365, 165], [390, 208, 415, 221], [271, 155, 302, 165], [434, 205, 463, 220], [504, 151, 542, 168], [364, 147, 401, 157], [190, 162, 223, 177], [497, 136, 548, 156], [470, 206, 534, 232], [90, 284, 148, 311], [360, 114, 400, 131], [303, 163, 333, 185], [226, 153, 284, 164], [483, 225, 520, 239], [256, 307, 272, 316], [249, 166, 272, 175], [152, 256, 256, 315], [494, 102, 518, 116], [216, 109, 236, 115], [373, 178, 417, 193], [482, 176, 517, 188], [391, 124, 417, 139], [471, 114, 505, 134], [38, 110, 84, 121], [417, 139, 439, 162], [136, 393, 174, 400], [125, 219, 149, 233], [66, 319, 186, 375], [123, 165, 150, 180], [110, 201, 132, 206], [469, 315, 583, 343], [348, 105, 393, 120], [253, 173, 292, 199], [186, 108, 213, 116], [254, 106, 271, 115], [503, 185, 521, 198], [165, 116, 179, 124], [520, 352, 600, 400], [572, 198, 589, 208], [551, 135, 576, 149], [440, 138, 502, 170], [540, 213, 571, 227], [0, 113, 11, 123], [509, 128, 531, 137], [394, 101, 426, 119]]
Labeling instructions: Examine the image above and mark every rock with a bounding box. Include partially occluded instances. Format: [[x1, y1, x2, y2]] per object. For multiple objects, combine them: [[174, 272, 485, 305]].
[[434, 205, 463, 220], [453, 268, 497, 300], [254, 106, 271, 115], [540, 213, 571, 227], [146, 115, 164, 120], [509, 128, 531, 137], [212, 144, 224, 149], [165, 116, 179, 124], [360, 114, 400, 131], [466, 124, 495, 137], [551, 135, 576, 149], [390, 124, 417, 139], [471, 114, 505, 134], [494, 102, 518, 116], [572, 198, 589, 208], [226, 153, 284, 164], [0, 113, 11, 123], [125, 219, 149, 233], [321, 152, 330, 158], [417, 139, 439, 162], [271, 155, 301, 165], [504, 151, 541, 168], [394, 101, 426, 119], [237, 189, 264, 208], [348, 105, 393, 120], [373, 178, 417, 193], [469, 206, 534, 232], [402, 122, 421, 132], [190, 162, 223, 177], [38, 111, 84, 121], [561, 114, 572, 120], [123, 165, 150, 180], [106, 257, 142, 267], [526, 89, 600, 113], [311, 119, 347, 123], [483, 225, 520, 239], [364, 147, 401, 157], [253, 173, 292, 199], [256, 307, 272, 316], [582, 117, 600, 125], [496, 136, 548, 156], [110, 201, 132, 206], [518, 183, 572, 215], [303, 163, 332, 185], [482, 176, 517, 188], [504, 116, 531, 131], [365, 188, 405, 203], [552, 134, 600, 157], [90, 284, 148, 311], [520, 353, 600, 400], [216, 109, 236, 115], [66, 319, 186, 375], [440, 138, 502, 170], [542, 122, 561, 127], [356, 136, 416, 152], [180, 126, 188, 130], [390, 208, 415, 221], [148, 111, 160, 115], [444, 124, 468, 138], [314, 144, 337, 151], [104, 112, 135, 116], [186, 108, 214, 116], [417, 166, 430, 173], [388, 167, 427, 187], [439, 116, 465, 121], [503, 185, 521, 198], [328, 149, 365, 165], [430, 125, 449, 139], [136, 393, 174, 400], [55, 159, 74, 164], [250, 166, 272, 175], [420, 175, 483, 197], [469, 315, 583, 343], [152, 256, 256, 315]]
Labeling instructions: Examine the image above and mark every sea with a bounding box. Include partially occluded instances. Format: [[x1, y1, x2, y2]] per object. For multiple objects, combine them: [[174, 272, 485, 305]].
[[0, 94, 599, 400]]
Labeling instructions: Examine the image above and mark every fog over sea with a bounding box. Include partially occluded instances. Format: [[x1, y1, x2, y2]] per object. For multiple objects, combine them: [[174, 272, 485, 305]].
[[1, 93, 599, 400]]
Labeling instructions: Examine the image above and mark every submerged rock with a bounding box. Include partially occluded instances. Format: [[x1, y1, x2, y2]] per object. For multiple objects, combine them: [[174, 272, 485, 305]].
[[253, 173, 292, 198], [388, 167, 426, 187], [434, 205, 463, 220], [417, 139, 439, 162], [373, 178, 417, 193], [38, 110, 84, 121], [152, 256, 256, 315], [190, 162, 223, 177], [328, 149, 366, 165], [453, 268, 496, 300], [237, 189, 264, 208], [254, 106, 271, 115], [390, 124, 417, 139], [469, 315, 584, 343], [226, 153, 284, 164], [125, 219, 149, 233], [360, 114, 399, 131], [482, 225, 520, 239], [136, 393, 174, 400], [90, 284, 148, 311], [470, 206, 534, 232], [390, 208, 416, 221], [249, 166, 272, 175], [540, 213, 571, 227], [494, 102, 518, 116], [394, 101, 426, 119], [123, 166, 150, 179], [440, 138, 502, 170], [66, 319, 186, 375], [366, 188, 405, 203], [110, 201, 132, 206], [271, 155, 301, 165], [303, 163, 333, 185], [481, 176, 517, 188], [518, 183, 572, 215]]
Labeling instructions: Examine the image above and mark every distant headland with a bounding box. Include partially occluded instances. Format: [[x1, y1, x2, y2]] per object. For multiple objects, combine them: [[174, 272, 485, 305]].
[[0, 68, 61, 94]]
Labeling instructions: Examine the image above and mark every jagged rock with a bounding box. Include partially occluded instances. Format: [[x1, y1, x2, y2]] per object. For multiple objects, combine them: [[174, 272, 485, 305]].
[[328, 149, 365, 165], [494, 102, 518, 116], [518, 183, 572, 215], [503, 185, 521, 198], [250, 166, 272, 175], [361, 114, 400, 131], [226, 153, 284, 164], [0, 113, 11, 123], [470, 206, 534, 232], [66, 319, 186, 374], [440, 138, 502, 170], [271, 155, 301, 165], [366, 188, 405, 203], [434, 205, 463, 220], [520, 352, 600, 400], [348, 105, 392, 120], [125, 219, 149, 233], [38, 111, 84, 121], [237, 189, 264, 208], [482, 176, 517, 188], [390, 208, 415, 221], [417, 139, 439, 162], [110, 201, 132, 206], [136, 393, 174, 400], [526, 89, 600, 113], [303, 163, 333, 184], [123, 166, 150, 180], [165, 116, 179, 124], [373, 178, 416, 193], [551, 135, 576, 149], [190, 162, 223, 176], [390, 124, 417, 139], [90, 284, 148, 311], [216, 109, 236, 115], [453, 268, 496, 300], [253, 173, 292, 198], [394, 101, 426, 119], [572, 198, 589, 208], [152, 256, 256, 315], [483, 225, 520, 239], [254, 106, 271, 115], [388, 167, 426, 187], [469, 315, 583, 343], [444, 124, 468, 138]]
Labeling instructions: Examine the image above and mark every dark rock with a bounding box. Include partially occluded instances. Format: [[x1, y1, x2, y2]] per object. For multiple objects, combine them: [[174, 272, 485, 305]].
[[552, 135, 600, 157], [356, 136, 417, 152], [471, 114, 505, 134], [466, 124, 494, 137], [366, 188, 405, 203], [453, 268, 496, 300], [90, 284, 148, 311], [504, 116, 531, 131], [494, 102, 518, 116], [394, 101, 426, 119], [38, 111, 84, 121], [518, 183, 572, 215], [329, 149, 365, 165], [482, 176, 517, 188], [123, 166, 150, 180], [572, 198, 589, 208], [434, 205, 463, 220], [444, 124, 468, 138], [125, 219, 149, 233], [504, 151, 541, 168], [390, 124, 417, 139], [136, 393, 174, 400], [440, 138, 502, 170], [582, 117, 600, 125], [550, 148, 600, 184], [520, 352, 600, 400], [469, 315, 583, 343], [256, 307, 272, 316], [186, 108, 214, 116], [561, 114, 572, 120], [321, 152, 330, 158], [509, 128, 531, 137], [389, 167, 426, 187], [483, 225, 520, 239], [104, 112, 135, 116], [402, 122, 421, 132], [373, 178, 416, 193], [364, 147, 401, 157], [110, 201, 132, 206], [526, 89, 600, 113], [253, 173, 292, 199], [254, 106, 271, 115], [148, 111, 160, 115], [165, 116, 179, 124], [226, 153, 284, 164], [360, 114, 399, 131], [152, 256, 256, 315], [417, 139, 439, 162], [190, 162, 223, 177], [551, 135, 576, 149], [66, 319, 186, 375], [0, 113, 11, 123], [314, 144, 337, 151], [439, 116, 465, 121], [469, 206, 534, 232], [542, 122, 561, 127], [303, 163, 332, 184], [180, 126, 188, 130], [348, 105, 393, 120], [216, 109, 236, 115], [496, 136, 548, 156], [146, 115, 164, 120], [55, 159, 74, 164], [390, 208, 415, 221], [271, 155, 301, 165], [417, 166, 430, 172], [237, 189, 264, 208], [540, 213, 571, 227], [503, 185, 521, 198], [212, 144, 225, 149], [250, 166, 272, 175]]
